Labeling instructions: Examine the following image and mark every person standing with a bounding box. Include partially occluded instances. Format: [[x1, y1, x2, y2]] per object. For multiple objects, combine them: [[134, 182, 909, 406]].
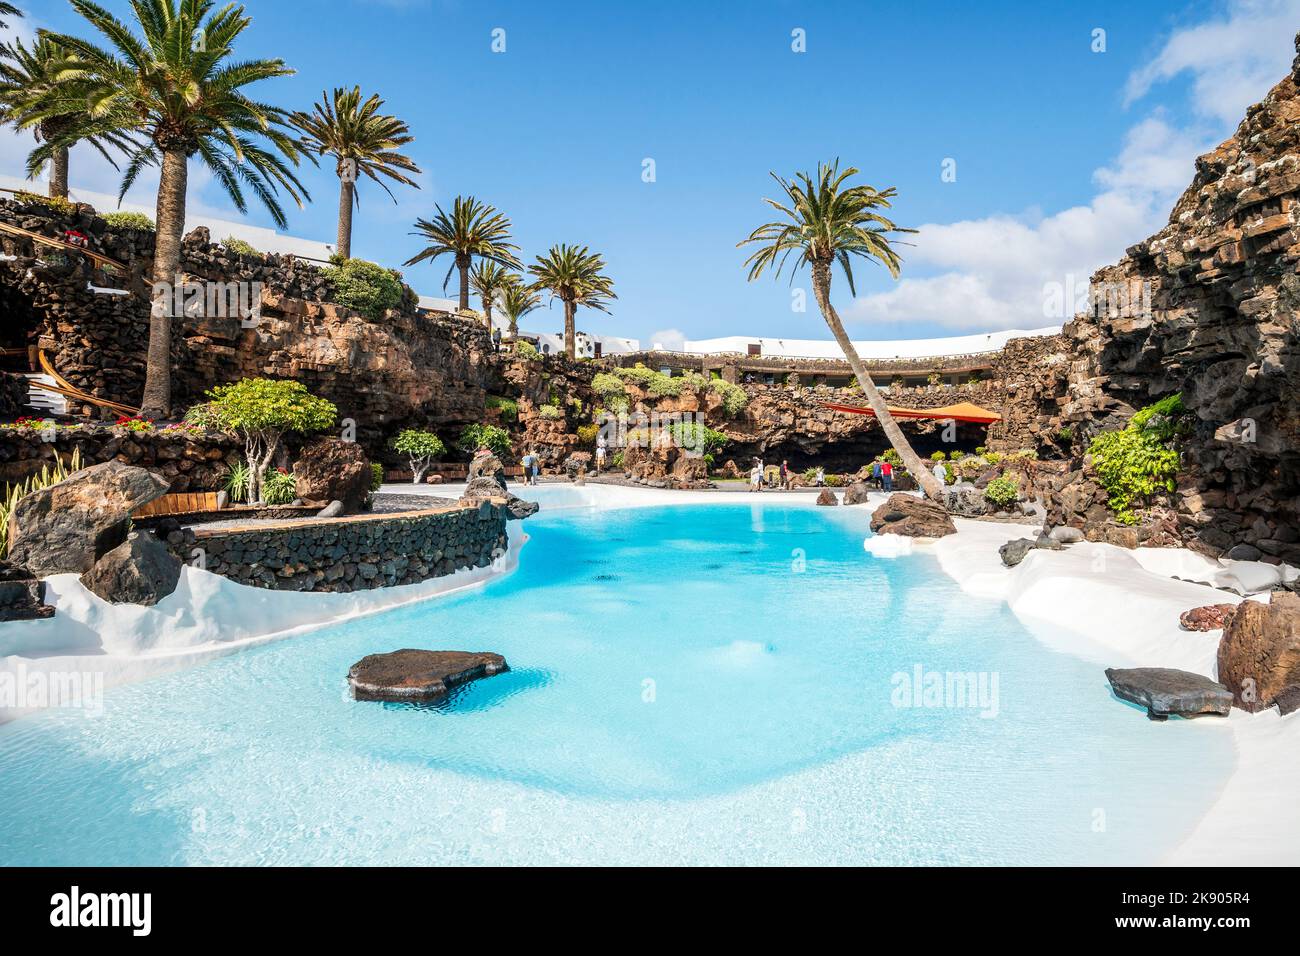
[[815, 466, 825, 487], [749, 462, 762, 493], [881, 459, 894, 492], [595, 438, 607, 474], [871, 459, 883, 489], [932, 460, 947, 487], [780, 459, 791, 490]]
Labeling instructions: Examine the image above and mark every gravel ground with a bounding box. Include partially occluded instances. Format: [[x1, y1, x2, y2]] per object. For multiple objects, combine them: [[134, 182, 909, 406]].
[[183, 492, 460, 531]]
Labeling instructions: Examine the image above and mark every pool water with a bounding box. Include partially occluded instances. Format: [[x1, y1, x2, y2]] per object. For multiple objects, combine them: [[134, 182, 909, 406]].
[[0, 502, 1232, 865]]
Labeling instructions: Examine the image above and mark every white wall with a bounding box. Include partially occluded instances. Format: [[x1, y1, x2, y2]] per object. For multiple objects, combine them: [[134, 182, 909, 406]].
[[680, 326, 1062, 359]]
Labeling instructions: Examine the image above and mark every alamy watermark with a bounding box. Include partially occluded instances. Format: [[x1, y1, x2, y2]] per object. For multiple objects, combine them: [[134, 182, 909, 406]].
[[597, 410, 711, 457], [0, 661, 103, 716], [151, 275, 263, 328], [891, 664, 1000, 718], [1042, 275, 1151, 321]]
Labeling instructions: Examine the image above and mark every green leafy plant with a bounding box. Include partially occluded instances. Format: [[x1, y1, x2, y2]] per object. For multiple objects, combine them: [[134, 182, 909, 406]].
[[221, 236, 260, 257], [537, 403, 563, 420], [591, 372, 628, 403], [1088, 395, 1185, 524], [486, 396, 518, 422], [223, 461, 250, 504], [709, 379, 748, 416], [667, 421, 728, 455], [102, 211, 154, 231], [13, 190, 75, 215], [458, 423, 511, 458], [983, 476, 1019, 508], [322, 256, 405, 320], [260, 468, 298, 506], [930, 450, 946, 461], [513, 340, 540, 360], [611, 450, 624, 469], [576, 423, 599, 444], [207, 379, 337, 504], [370, 462, 385, 491], [825, 473, 843, 487], [391, 428, 446, 483], [0, 448, 83, 559]]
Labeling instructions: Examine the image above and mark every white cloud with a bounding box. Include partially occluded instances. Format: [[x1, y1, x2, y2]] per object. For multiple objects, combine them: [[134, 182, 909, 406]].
[[1125, 0, 1300, 125], [648, 328, 687, 351], [846, 1, 1296, 333]]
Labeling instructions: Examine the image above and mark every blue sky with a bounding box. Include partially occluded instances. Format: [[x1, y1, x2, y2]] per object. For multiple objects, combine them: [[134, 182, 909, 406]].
[[5, 0, 1299, 345]]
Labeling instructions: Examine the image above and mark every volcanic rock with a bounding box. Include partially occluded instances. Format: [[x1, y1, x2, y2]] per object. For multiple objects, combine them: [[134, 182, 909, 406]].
[[999, 538, 1035, 567], [869, 493, 957, 538], [0, 561, 53, 621], [79, 531, 182, 606], [842, 481, 872, 505], [1179, 603, 1238, 632], [815, 488, 838, 506], [294, 438, 372, 512], [6, 461, 169, 576], [1104, 667, 1233, 720], [1216, 592, 1300, 712], [347, 649, 509, 703]]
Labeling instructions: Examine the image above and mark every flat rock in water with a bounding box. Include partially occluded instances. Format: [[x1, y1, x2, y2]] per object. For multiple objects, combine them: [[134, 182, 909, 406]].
[[869, 493, 956, 538], [348, 649, 508, 703], [1104, 666, 1233, 720]]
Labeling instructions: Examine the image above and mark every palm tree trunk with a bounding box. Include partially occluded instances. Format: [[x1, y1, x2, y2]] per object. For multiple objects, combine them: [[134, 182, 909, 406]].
[[142, 148, 188, 420], [335, 177, 354, 260], [810, 260, 944, 501], [508, 316, 518, 337], [563, 299, 576, 360], [458, 257, 470, 312], [48, 147, 69, 200]]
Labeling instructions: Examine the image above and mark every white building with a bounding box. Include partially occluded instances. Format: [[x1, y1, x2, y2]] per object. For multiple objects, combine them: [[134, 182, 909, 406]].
[[677, 326, 1062, 360]]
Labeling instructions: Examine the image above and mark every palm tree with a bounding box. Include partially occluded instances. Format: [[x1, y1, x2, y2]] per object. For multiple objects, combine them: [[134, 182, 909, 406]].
[[468, 260, 516, 330], [738, 161, 942, 500], [403, 195, 520, 312], [42, 0, 311, 419], [528, 244, 616, 360], [0, 37, 138, 199], [0, 4, 20, 28], [501, 278, 541, 338], [290, 86, 421, 260]]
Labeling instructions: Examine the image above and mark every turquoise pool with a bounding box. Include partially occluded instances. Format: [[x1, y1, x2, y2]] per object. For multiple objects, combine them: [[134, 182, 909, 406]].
[[0, 502, 1232, 865]]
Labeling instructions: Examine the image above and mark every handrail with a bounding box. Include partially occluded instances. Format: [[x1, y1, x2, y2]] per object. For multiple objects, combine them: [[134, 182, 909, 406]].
[[31, 349, 140, 417], [0, 220, 128, 273]]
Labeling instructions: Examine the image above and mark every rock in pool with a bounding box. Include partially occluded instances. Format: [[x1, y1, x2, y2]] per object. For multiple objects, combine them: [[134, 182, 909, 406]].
[[348, 649, 509, 703], [1104, 666, 1233, 721], [869, 493, 956, 538]]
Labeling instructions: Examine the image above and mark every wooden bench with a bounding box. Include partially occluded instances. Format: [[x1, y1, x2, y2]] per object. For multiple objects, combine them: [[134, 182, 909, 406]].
[[133, 491, 227, 518]]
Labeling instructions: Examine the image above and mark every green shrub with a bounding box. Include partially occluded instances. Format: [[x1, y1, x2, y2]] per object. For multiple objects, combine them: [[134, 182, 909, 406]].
[[370, 462, 385, 491], [667, 421, 728, 454], [1087, 395, 1185, 524], [576, 423, 599, 444], [878, 448, 903, 467], [591, 372, 628, 403], [974, 446, 986, 456], [709, 379, 748, 416], [983, 451, 1003, 465], [223, 461, 250, 503], [802, 467, 818, 482], [514, 341, 540, 360], [486, 396, 518, 422], [537, 404, 563, 420], [102, 211, 154, 231], [261, 468, 298, 505], [611, 450, 625, 469], [13, 191, 75, 215], [825, 473, 843, 487], [930, 450, 946, 461], [983, 476, 1019, 508], [221, 236, 259, 256], [458, 423, 511, 458], [321, 256, 405, 320]]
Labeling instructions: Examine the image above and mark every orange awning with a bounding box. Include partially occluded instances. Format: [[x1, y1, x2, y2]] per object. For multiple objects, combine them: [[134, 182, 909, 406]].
[[821, 400, 1002, 424]]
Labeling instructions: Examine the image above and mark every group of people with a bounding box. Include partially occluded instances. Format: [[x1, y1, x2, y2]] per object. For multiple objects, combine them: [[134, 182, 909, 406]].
[[746, 456, 894, 491]]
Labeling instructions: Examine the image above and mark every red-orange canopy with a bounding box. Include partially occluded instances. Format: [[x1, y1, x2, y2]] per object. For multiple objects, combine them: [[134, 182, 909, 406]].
[[821, 400, 1002, 424]]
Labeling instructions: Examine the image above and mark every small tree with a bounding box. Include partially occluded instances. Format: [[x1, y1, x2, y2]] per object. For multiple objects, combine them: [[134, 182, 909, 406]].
[[392, 428, 446, 484], [207, 379, 337, 503]]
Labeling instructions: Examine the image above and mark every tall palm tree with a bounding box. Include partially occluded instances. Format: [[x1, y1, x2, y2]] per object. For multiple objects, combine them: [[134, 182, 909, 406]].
[[403, 195, 520, 312], [42, 0, 310, 419], [527, 244, 616, 360], [0, 4, 20, 28], [0, 37, 138, 199], [501, 277, 540, 338], [739, 161, 942, 500], [290, 86, 421, 260], [468, 260, 516, 330]]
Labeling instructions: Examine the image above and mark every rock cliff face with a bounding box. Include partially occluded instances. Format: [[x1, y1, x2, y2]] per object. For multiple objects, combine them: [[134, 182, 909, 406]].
[[1059, 34, 1300, 560]]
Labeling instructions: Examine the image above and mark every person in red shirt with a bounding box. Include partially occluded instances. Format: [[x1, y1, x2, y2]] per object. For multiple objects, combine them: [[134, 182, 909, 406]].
[[881, 459, 894, 492]]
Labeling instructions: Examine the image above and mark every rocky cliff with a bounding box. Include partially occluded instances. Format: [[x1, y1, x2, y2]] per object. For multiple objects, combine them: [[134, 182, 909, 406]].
[[1059, 34, 1300, 560]]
